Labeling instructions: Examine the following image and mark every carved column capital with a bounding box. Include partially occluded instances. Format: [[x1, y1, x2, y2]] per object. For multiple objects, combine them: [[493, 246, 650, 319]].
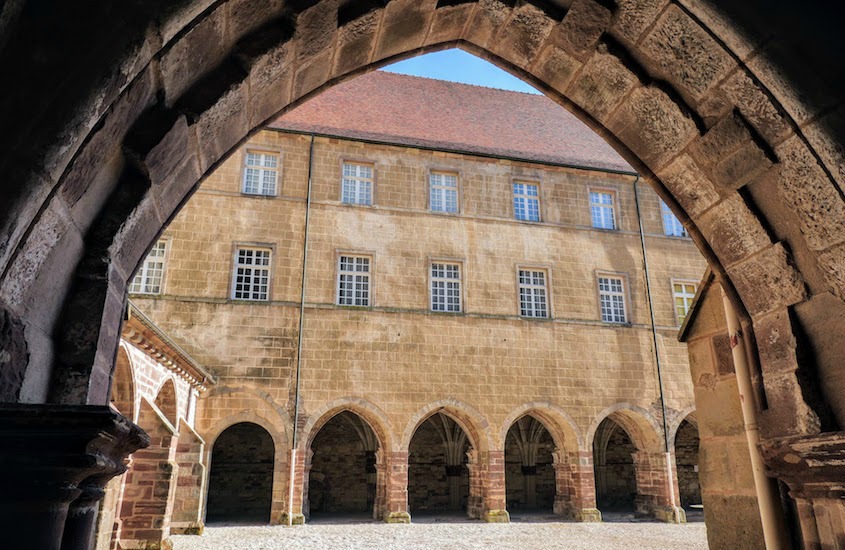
[[0, 404, 148, 550], [759, 431, 845, 499]]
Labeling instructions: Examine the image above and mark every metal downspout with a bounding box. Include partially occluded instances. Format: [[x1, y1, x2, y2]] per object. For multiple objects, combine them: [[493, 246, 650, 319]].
[[288, 134, 315, 525], [720, 287, 787, 549], [633, 177, 680, 519]]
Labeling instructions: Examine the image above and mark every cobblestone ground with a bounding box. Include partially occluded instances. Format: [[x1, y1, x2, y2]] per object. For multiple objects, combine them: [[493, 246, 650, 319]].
[[171, 520, 709, 550]]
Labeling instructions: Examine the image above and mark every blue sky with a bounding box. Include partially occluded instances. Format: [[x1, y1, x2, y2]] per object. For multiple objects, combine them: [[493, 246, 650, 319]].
[[382, 49, 541, 94]]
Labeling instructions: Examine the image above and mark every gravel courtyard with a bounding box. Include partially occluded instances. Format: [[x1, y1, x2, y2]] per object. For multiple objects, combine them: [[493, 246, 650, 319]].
[[171, 520, 709, 550]]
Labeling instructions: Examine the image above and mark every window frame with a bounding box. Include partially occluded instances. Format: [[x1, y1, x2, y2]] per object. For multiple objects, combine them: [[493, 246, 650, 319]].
[[429, 259, 464, 313], [671, 278, 698, 326], [661, 200, 688, 238], [229, 244, 274, 302], [512, 180, 542, 222], [428, 170, 461, 214], [240, 147, 282, 197], [335, 252, 375, 307], [588, 187, 618, 230], [515, 265, 552, 319], [340, 159, 376, 206], [595, 271, 630, 325], [128, 238, 170, 295]]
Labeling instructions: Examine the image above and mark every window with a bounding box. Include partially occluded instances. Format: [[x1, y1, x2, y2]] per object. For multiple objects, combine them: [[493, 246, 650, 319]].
[[129, 240, 167, 294], [430, 172, 459, 213], [337, 255, 371, 306], [342, 162, 374, 205], [232, 247, 271, 301], [590, 190, 616, 229], [513, 182, 540, 221], [242, 151, 279, 196], [661, 201, 687, 237], [673, 281, 697, 324], [518, 269, 549, 318], [431, 262, 461, 312], [598, 275, 627, 323]]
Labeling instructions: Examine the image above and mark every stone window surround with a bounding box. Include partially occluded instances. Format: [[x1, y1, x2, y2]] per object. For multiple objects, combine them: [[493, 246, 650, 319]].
[[594, 270, 632, 325], [428, 257, 466, 313], [670, 278, 698, 327], [335, 250, 376, 307], [228, 241, 276, 302], [427, 167, 462, 214], [339, 157, 377, 206], [129, 236, 171, 296], [512, 178, 542, 222], [588, 186, 619, 231], [514, 264, 553, 320], [239, 144, 283, 197]]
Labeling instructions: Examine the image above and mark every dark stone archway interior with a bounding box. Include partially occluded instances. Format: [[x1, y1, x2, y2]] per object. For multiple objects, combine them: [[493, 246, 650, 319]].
[[593, 417, 637, 514], [409, 413, 470, 514], [206, 422, 274, 524]]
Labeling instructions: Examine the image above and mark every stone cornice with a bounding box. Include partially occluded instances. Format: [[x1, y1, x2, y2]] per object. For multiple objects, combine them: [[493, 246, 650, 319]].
[[123, 302, 216, 391]]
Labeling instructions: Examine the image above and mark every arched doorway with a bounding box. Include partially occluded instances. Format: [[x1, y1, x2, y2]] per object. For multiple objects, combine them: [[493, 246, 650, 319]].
[[675, 419, 702, 519], [504, 416, 556, 517], [593, 417, 638, 518], [206, 423, 274, 524], [307, 411, 379, 521], [408, 412, 471, 518]]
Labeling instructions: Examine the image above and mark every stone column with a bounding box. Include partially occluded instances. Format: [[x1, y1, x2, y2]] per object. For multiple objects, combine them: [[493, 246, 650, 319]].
[[483, 450, 509, 523], [632, 451, 684, 523], [117, 400, 180, 548], [169, 424, 206, 535], [465, 448, 483, 519], [0, 404, 148, 550], [372, 450, 387, 520], [760, 432, 845, 549], [280, 448, 306, 525], [383, 451, 410, 523], [552, 450, 601, 521]]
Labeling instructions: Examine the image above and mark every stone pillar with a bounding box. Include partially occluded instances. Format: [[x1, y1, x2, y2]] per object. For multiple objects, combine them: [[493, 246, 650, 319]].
[[169, 424, 205, 535], [0, 404, 148, 550], [383, 451, 410, 523], [632, 451, 685, 523], [117, 400, 180, 549], [760, 432, 845, 549], [483, 450, 509, 523], [281, 448, 307, 525], [552, 450, 601, 521], [372, 450, 387, 520], [465, 448, 483, 519]]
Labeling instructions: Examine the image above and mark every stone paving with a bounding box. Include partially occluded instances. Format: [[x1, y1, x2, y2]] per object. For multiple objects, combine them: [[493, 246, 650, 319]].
[[171, 520, 709, 550]]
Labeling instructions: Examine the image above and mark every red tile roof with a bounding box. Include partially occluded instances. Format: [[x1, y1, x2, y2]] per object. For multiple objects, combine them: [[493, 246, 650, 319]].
[[271, 71, 634, 173]]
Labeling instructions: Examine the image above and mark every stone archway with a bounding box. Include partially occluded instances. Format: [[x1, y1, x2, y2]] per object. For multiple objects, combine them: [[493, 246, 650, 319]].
[[306, 411, 381, 521], [408, 412, 474, 518], [504, 415, 556, 515], [674, 418, 702, 513], [1, 2, 845, 547], [206, 422, 275, 525]]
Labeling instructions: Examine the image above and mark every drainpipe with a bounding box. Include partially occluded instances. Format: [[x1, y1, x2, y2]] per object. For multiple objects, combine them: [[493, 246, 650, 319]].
[[632, 177, 680, 520], [720, 287, 787, 549], [288, 134, 315, 525]]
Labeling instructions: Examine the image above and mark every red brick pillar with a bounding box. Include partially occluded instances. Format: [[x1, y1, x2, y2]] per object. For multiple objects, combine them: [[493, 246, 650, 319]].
[[465, 448, 483, 519], [632, 451, 684, 523], [169, 425, 205, 535], [552, 450, 601, 521], [383, 451, 410, 523], [281, 449, 306, 525], [482, 450, 509, 522], [118, 400, 179, 548]]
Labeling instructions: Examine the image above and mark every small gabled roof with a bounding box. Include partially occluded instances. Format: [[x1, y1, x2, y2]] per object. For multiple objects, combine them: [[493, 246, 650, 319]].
[[678, 268, 717, 342]]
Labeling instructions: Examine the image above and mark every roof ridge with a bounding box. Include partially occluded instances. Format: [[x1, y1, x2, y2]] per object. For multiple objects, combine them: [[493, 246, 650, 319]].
[[376, 68, 542, 97]]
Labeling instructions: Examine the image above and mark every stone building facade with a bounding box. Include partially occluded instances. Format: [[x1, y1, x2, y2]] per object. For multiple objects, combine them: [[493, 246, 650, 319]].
[[124, 72, 707, 533]]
